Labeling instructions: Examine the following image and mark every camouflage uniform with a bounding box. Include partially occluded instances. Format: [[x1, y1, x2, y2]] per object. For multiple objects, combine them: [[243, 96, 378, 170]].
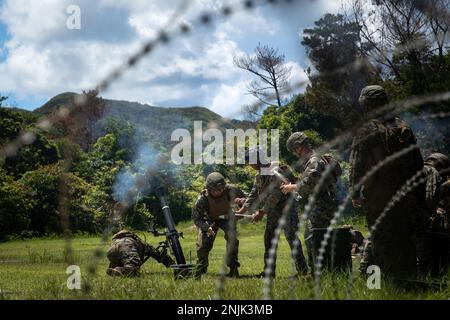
[[243, 163, 308, 276], [192, 183, 244, 275], [435, 179, 450, 231], [296, 152, 339, 270], [106, 230, 174, 277], [423, 154, 450, 276], [423, 153, 450, 218], [349, 86, 425, 280], [415, 154, 449, 274]]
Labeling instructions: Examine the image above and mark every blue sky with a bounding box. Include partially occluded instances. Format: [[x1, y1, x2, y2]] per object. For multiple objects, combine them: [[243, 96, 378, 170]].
[[0, 21, 6, 59], [0, 0, 341, 117]]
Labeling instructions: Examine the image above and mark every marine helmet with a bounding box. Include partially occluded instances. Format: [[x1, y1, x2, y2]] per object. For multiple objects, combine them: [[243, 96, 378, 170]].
[[358, 85, 389, 111], [425, 153, 450, 172], [205, 172, 226, 191], [286, 132, 310, 153]]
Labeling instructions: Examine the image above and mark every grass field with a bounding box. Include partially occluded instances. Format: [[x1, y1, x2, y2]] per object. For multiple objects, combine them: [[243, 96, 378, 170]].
[[0, 216, 449, 300]]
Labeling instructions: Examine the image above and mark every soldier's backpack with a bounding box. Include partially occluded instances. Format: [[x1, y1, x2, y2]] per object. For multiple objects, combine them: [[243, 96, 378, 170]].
[[362, 118, 424, 181], [384, 118, 418, 155], [112, 230, 147, 257], [371, 118, 421, 161]]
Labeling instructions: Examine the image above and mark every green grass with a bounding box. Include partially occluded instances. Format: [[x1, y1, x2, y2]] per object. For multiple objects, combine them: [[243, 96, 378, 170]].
[[0, 216, 449, 300]]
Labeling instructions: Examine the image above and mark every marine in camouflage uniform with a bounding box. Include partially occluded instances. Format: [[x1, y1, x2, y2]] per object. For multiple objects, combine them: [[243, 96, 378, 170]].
[[192, 172, 245, 278], [423, 153, 450, 218], [416, 153, 450, 275], [435, 179, 450, 232], [236, 150, 308, 277], [424, 154, 450, 276], [285, 132, 340, 271], [349, 85, 425, 280], [106, 230, 174, 277]]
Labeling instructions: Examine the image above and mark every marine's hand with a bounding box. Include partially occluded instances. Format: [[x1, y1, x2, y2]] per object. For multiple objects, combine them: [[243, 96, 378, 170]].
[[280, 183, 297, 195], [352, 198, 364, 208], [234, 198, 246, 207], [235, 207, 246, 215], [207, 227, 216, 237], [252, 210, 265, 223]]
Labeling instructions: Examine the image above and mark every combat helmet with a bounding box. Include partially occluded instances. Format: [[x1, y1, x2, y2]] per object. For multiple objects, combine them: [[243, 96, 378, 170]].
[[286, 132, 311, 153], [358, 85, 389, 111], [206, 172, 226, 191], [425, 153, 450, 172]]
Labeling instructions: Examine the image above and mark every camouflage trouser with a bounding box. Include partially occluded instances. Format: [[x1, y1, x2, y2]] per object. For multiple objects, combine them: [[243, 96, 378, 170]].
[[304, 214, 332, 271], [107, 238, 142, 277], [196, 220, 240, 274], [359, 202, 417, 280], [359, 239, 373, 275], [264, 207, 308, 275], [413, 207, 433, 277]]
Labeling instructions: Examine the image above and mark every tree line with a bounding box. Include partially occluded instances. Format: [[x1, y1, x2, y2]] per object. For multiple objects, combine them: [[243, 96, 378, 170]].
[[1, 0, 449, 240]]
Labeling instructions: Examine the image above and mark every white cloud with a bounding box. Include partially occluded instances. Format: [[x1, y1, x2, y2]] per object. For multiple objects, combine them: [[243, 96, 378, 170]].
[[0, 38, 142, 98], [209, 80, 257, 118], [285, 60, 309, 91], [105, 82, 196, 107], [322, 0, 343, 13], [208, 61, 308, 118], [215, 8, 281, 38], [0, 0, 334, 116], [0, 0, 69, 45]]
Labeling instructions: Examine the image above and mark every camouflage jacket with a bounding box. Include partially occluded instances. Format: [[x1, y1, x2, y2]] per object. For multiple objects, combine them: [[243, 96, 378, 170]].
[[296, 152, 337, 214], [192, 185, 245, 232], [111, 230, 148, 261], [242, 163, 296, 215], [349, 117, 423, 198], [437, 179, 450, 214], [427, 179, 450, 233], [424, 164, 443, 211]]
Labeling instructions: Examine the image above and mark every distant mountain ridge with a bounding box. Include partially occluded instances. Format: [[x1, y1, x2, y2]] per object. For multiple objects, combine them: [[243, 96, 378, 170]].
[[33, 92, 256, 149]]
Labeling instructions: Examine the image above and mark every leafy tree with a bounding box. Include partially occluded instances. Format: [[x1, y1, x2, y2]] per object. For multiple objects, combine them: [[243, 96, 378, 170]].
[[302, 14, 363, 75], [18, 165, 100, 235], [18, 165, 62, 234], [0, 169, 34, 240], [53, 90, 106, 150], [63, 173, 97, 233], [0, 108, 58, 178], [54, 138, 87, 170], [345, 0, 450, 153], [102, 118, 136, 158], [258, 94, 343, 161], [3, 135, 59, 178], [77, 133, 126, 191], [0, 94, 7, 108], [0, 108, 24, 143], [301, 13, 379, 130], [348, 0, 449, 95]]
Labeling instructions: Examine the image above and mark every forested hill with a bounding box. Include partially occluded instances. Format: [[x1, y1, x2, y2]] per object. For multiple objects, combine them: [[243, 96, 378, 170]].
[[0, 92, 259, 240], [34, 92, 256, 150]]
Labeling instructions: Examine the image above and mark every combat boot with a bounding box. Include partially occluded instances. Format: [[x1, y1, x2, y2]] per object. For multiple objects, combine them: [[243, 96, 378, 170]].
[[226, 266, 239, 278], [193, 265, 207, 280], [257, 271, 275, 278], [296, 260, 309, 276]]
